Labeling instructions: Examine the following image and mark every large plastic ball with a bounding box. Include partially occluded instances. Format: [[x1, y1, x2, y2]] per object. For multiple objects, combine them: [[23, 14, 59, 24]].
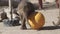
[[28, 12, 45, 30]]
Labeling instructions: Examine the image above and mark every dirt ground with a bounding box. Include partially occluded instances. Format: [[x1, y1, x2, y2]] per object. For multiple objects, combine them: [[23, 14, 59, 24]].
[[0, 0, 60, 34]]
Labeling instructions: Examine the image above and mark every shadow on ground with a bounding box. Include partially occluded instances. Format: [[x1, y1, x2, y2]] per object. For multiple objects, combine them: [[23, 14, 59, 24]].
[[25, 26, 60, 31], [39, 26, 60, 30]]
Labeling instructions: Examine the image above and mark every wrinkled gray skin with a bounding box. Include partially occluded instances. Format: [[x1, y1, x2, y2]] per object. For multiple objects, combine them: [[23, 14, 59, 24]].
[[17, 0, 35, 29]]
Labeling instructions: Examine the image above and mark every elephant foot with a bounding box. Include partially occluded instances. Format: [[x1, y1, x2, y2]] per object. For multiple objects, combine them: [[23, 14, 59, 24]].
[[20, 26, 27, 30]]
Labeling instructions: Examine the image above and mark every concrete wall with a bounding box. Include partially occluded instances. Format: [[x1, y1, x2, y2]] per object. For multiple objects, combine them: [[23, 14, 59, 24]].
[[0, 0, 21, 8], [45, 0, 55, 3]]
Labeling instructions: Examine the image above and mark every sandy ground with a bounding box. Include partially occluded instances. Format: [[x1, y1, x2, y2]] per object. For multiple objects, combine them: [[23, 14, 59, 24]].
[[0, 1, 60, 34], [0, 8, 60, 34]]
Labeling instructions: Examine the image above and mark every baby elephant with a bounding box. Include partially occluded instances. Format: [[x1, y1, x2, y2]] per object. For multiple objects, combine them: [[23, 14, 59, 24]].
[[17, 1, 35, 29]]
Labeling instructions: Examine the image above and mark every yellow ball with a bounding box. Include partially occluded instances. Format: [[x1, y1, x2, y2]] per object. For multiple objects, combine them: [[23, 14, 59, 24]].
[[28, 12, 45, 30]]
